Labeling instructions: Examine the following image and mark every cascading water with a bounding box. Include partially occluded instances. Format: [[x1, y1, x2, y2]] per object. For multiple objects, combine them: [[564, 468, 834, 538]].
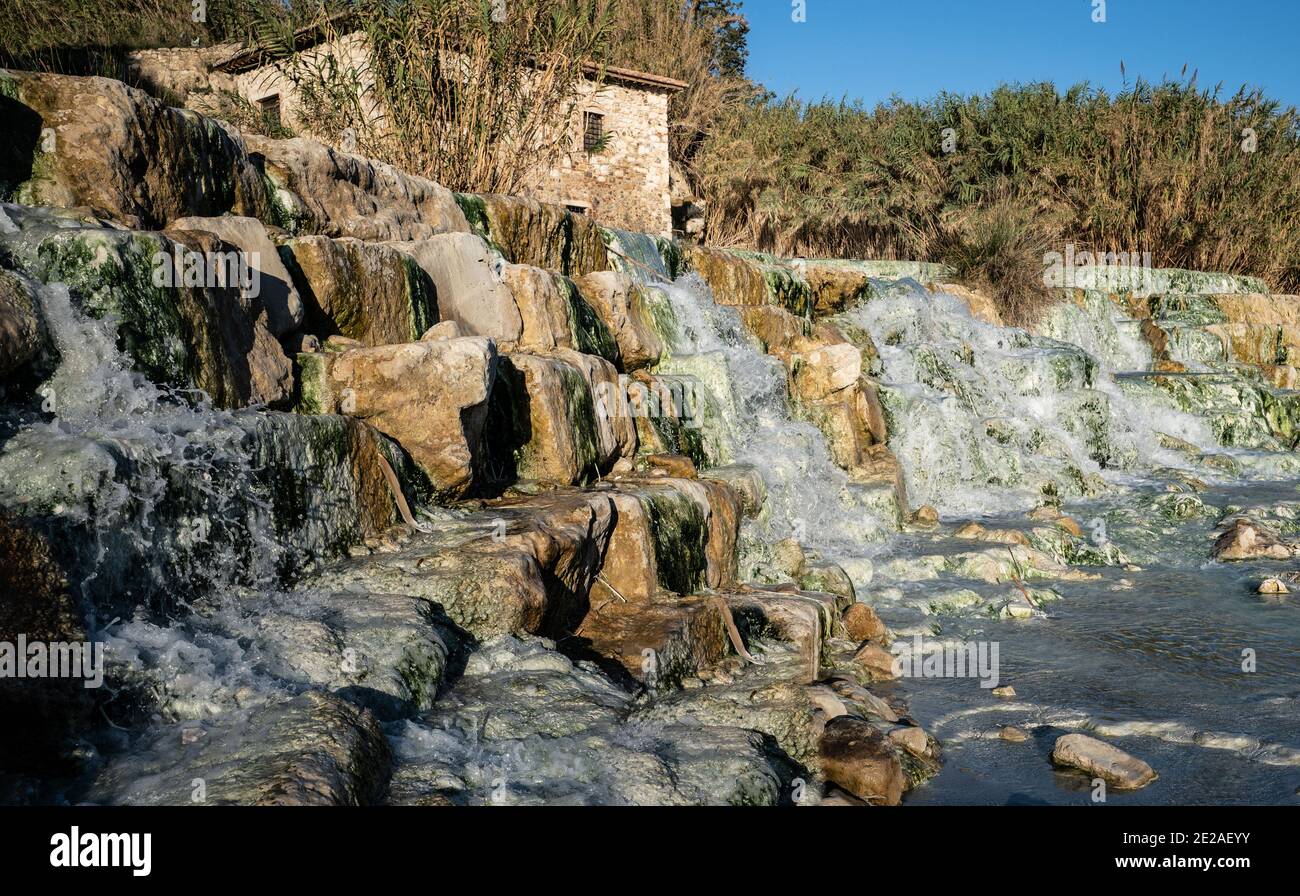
[[626, 264, 1300, 803], [649, 274, 898, 560], [0, 282, 283, 611], [786, 277, 1300, 804]]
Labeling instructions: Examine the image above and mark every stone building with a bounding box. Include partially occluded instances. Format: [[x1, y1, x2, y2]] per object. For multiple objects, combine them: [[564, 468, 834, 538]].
[[202, 31, 685, 236]]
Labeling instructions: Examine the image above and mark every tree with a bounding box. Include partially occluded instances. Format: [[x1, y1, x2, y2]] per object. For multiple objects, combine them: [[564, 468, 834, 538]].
[[691, 0, 748, 77]]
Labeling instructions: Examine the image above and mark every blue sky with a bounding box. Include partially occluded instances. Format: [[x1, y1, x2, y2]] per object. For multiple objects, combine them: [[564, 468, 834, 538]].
[[745, 0, 1300, 109]]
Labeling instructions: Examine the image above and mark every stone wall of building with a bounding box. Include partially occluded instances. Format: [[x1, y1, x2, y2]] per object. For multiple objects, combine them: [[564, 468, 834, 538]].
[[521, 78, 674, 237]]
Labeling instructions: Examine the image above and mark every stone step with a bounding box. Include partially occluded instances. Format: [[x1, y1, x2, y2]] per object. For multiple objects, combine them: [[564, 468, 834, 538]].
[[575, 594, 729, 689], [296, 336, 497, 500], [455, 192, 610, 278], [309, 477, 741, 642], [0, 212, 294, 409], [280, 235, 438, 346], [88, 691, 391, 805]]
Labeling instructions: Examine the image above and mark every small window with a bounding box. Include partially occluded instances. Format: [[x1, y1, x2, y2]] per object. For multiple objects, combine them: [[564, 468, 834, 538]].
[[582, 111, 605, 153], [258, 94, 282, 128]]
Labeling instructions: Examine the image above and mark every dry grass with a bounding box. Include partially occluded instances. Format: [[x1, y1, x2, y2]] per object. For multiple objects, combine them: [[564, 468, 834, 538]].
[[699, 80, 1300, 294], [258, 0, 615, 195]]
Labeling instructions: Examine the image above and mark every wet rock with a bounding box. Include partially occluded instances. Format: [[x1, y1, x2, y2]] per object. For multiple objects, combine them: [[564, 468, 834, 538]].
[[798, 560, 856, 605], [617, 487, 732, 607], [817, 715, 906, 806], [825, 676, 899, 723], [3, 223, 293, 408], [992, 686, 1016, 698], [909, 505, 940, 529], [738, 305, 807, 353], [887, 724, 930, 758], [700, 464, 766, 517], [297, 337, 496, 499], [0, 409, 413, 606], [280, 236, 437, 345], [803, 684, 850, 719], [389, 635, 784, 806], [1258, 577, 1289, 594], [392, 233, 521, 344], [727, 589, 839, 682], [683, 245, 772, 307], [683, 246, 811, 317], [1051, 733, 1157, 790], [169, 215, 304, 335], [792, 342, 862, 400], [244, 590, 457, 720], [0, 510, 92, 771], [555, 348, 637, 466], [925, 281, 1002, 326], [246, 135, 469, 240], [627, 370, 728, 469], [0, 268, 46, 381], [576, 595, 729, 689], [852, 642, 898, 680], [843, 602, 886, 644], [644, 453, 698, 479], [1, 70, 271, 228], [593, 483, 719, 603], [572, 272, 664, 370], [244, 413, 421, 576], [489, 352, 603, 485], [89, 691, 391, 805], [802, 262, 875, 315], [455, 193, 609, 277], [999, 725, 1029, 743], [1212, 518, 1293, 561], [314, 490, 617, 639], [954, 521, 1031, 547], [638, 667, 823, 767], [772, 537, 806, 576]]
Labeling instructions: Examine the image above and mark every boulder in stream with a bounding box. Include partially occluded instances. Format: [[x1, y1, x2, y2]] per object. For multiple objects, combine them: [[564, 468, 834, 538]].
[[1051, 733, 1157, 790]]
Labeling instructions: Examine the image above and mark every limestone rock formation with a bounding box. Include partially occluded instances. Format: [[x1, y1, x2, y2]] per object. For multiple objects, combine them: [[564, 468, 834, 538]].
[[246, 135, 469, 240], [169, 214, 305, 335], [456, 193, 610, 277], [572, 271, 664, 370], [0, 268, 45, 381], [391, 233, 522, 344], [0, 70, 270, 228], [89, 691, 391, 805], [281, 236, 437, 345], [1, 221, 293, 408], [502, 263, 619, 362], [817, 715, 906, 805], [297, 337, 496, 499]]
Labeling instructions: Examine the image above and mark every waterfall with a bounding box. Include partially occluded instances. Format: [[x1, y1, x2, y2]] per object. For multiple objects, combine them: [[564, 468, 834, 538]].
[[0, 282, 281, 612], [652, 274, 897, 559], [833, 281, 1246, 515]]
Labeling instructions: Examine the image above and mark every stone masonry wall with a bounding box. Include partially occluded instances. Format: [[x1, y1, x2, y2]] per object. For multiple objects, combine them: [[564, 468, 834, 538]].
[[521, 78, 674, 237]]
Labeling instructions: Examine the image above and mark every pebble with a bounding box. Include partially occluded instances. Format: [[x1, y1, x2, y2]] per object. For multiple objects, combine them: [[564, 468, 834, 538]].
[[998, 725, 1028, 743], [992, 686, 1016, 698]]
